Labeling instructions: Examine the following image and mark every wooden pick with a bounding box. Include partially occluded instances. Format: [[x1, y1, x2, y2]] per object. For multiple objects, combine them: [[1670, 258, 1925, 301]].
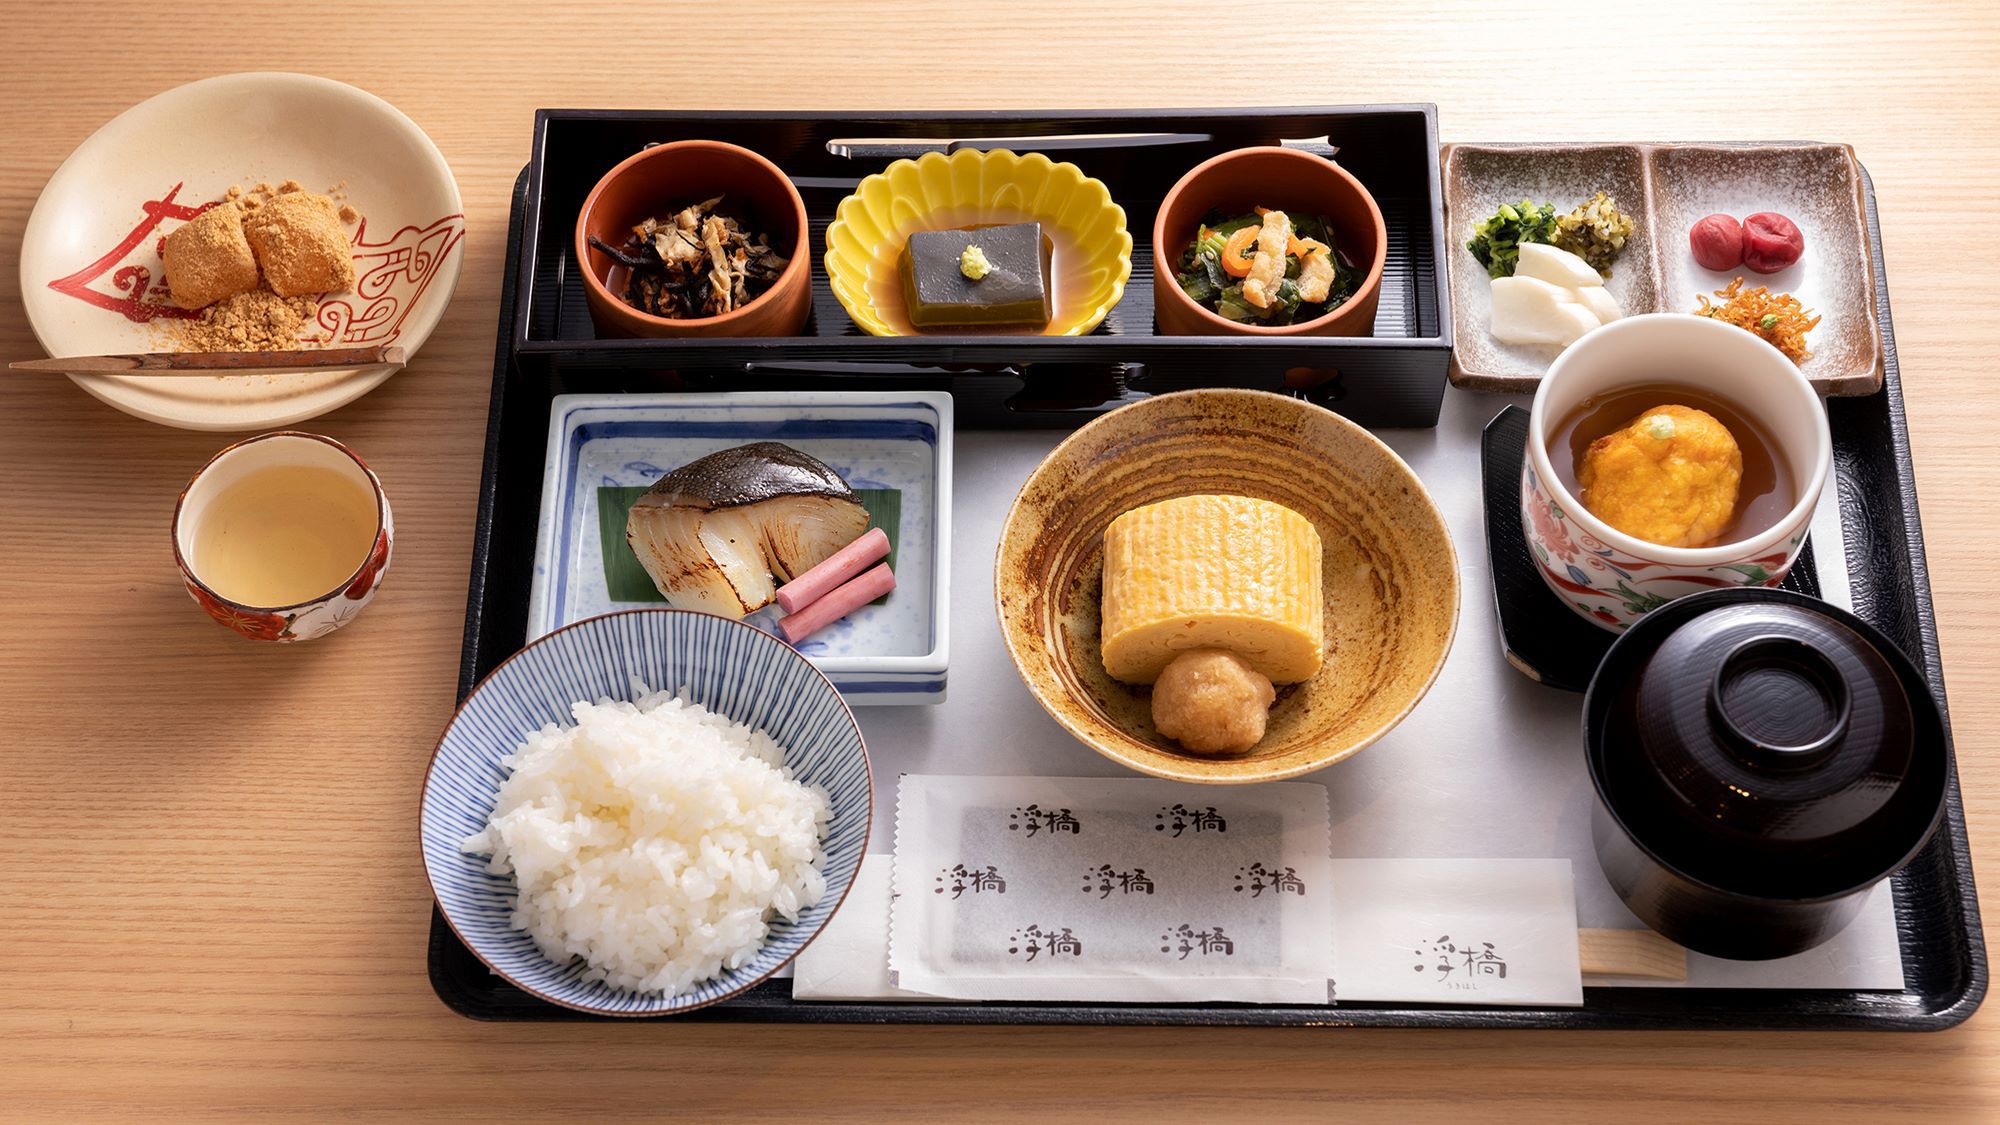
[[10, 345, 406, 378], [1578, 928, 1689, 981]]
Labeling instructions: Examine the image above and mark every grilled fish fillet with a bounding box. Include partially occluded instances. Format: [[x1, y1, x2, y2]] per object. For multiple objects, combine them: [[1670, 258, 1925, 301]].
[[626, 442, 869, 618]]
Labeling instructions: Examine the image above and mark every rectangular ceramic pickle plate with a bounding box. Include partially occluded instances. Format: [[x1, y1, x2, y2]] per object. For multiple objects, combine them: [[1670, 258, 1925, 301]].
[[434, 111, 1981, 1031], [1444, 142, 1881, 396]]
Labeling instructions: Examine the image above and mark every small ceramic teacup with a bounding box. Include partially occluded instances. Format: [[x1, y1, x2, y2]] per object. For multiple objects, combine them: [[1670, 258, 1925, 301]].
[[172, 432, 393, 642], [1523, 313, 1831, 631]]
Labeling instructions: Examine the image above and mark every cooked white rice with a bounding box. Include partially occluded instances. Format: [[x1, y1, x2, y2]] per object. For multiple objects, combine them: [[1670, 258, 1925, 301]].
[[460, 687, 830, 997]]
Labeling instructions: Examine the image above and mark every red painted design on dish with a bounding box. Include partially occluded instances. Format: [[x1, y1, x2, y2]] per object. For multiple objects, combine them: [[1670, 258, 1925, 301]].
[[45, 182, 466, 346], [187, 582, 295, 641], [45, 182, 206, 322], [317, 214, 467, 344], [344, 530, 393, 600], [1524, 488, 1578, 564]]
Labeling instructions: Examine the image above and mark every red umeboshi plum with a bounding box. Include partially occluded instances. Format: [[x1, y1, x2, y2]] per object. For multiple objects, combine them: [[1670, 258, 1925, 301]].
[[1742, 212, 1805, 273], [1689, 213, 1744, 271]]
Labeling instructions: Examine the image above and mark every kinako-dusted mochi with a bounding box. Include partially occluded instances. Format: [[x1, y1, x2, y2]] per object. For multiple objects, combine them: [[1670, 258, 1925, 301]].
[[242, 190, 356, 297], [1099, 494, 1324, 686], [162, 201, 261, 309], [899, 222, 1053, 328], [1579, 404, 1744, 548]]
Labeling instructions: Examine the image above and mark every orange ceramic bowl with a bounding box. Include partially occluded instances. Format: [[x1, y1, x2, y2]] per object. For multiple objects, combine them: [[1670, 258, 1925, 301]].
[[1151, 146, 1387, 337], [575, 140, 811, 338]]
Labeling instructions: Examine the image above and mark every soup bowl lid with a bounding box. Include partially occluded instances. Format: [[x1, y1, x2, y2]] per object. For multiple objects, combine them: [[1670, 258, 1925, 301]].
[[1585, 588, 1946, 901]]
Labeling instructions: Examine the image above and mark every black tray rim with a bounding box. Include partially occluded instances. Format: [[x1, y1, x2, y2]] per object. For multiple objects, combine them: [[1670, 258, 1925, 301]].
[[513, 103, 1452, 359], [437, 148, 1984, 1031]]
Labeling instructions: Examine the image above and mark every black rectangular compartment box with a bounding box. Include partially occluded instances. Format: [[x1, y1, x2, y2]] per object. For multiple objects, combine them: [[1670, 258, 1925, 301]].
[[513, 106, 1451, 428], [436, 107, 1984, 1028]]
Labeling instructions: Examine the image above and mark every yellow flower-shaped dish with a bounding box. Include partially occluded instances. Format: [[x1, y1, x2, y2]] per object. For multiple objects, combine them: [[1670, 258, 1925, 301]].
[[824, 149, 1132, 336]]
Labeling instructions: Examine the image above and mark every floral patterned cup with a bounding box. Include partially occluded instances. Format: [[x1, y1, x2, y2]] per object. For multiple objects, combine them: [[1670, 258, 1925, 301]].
[[1523, 313, 1831, 631], [172, 432, 393, 642]]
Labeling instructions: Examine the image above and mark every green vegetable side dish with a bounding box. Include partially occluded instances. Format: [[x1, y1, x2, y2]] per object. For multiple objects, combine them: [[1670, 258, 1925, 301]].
[[1467, 191, 1635, 279], [1173, 210, 1360, 326], [1466, 199, 1559, 279]]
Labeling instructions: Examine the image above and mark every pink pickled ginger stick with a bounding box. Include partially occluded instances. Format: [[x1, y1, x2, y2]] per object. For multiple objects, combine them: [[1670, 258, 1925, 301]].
[[778, 562, 895, 644], [775, 527, 891, 614]]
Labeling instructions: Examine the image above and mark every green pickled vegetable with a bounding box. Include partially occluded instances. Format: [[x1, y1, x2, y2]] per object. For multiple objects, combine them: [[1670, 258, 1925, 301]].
[[1467, 199, 1559, 279], [1553, 191, 1635, 277]]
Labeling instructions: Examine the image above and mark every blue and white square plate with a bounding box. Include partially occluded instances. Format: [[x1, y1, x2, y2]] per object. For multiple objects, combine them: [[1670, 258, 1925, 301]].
[[527, 392, 951, 705]]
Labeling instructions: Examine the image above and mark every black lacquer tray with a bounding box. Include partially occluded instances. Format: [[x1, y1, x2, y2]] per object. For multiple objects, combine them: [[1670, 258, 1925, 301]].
[[432, 112, 1982, 1028]]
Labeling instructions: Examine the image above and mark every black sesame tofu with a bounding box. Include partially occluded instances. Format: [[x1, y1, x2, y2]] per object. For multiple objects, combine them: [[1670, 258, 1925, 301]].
[[899, 223, 1053, 329]]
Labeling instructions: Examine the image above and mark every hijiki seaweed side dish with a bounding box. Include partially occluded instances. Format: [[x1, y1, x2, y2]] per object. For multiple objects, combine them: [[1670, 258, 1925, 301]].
[[589, 196, 790, 319]]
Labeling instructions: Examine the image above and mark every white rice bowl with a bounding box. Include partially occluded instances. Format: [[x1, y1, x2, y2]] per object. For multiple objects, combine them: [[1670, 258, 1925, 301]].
[[461, 687, 831, 997]]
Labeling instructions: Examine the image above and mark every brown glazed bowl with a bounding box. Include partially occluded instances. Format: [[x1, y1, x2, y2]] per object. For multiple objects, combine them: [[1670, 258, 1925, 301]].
[[995, 389, 1459, 784], [575, 140, 812, 338], [1151, 146, 1388, 337]]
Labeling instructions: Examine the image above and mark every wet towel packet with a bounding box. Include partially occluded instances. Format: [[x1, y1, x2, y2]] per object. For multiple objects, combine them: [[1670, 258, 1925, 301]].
[[1328, 858, 1584, 1006], [889, 774, 1335, 1003]]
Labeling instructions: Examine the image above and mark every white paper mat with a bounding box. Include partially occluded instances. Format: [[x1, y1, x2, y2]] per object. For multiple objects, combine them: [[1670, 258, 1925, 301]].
[[852, 389, 1904, 995], [888, 775, 1334, 1003], [793, 857, 921, 1000]]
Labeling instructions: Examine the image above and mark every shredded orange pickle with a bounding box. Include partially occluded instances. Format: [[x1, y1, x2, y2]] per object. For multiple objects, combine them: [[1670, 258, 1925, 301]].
[[1693, 277, 1821, 364]]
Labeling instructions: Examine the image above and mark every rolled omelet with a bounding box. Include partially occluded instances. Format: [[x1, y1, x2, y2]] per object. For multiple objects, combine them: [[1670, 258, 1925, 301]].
[[1100, 494, 1324, 685]]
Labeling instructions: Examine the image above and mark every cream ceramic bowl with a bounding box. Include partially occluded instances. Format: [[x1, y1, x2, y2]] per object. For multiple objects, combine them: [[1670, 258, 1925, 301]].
[[172, 431, 392, 642], [19, 72, 464, 431], [996, 389, 1459, 784], [1523, 313, 1832, 631]]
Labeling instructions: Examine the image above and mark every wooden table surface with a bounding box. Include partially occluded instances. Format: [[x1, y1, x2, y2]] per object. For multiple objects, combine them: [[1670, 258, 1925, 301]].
[[2, 1, 1995, 1119]]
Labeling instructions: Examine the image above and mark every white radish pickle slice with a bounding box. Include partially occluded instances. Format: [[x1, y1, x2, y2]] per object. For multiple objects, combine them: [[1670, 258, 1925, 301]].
[[1515, 242, 1604, 289], [1576, 285, 1623, 324], [1490, 276, 1599, 346]]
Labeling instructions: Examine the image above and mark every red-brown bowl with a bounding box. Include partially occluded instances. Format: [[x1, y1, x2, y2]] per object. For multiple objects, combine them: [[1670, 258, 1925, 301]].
[[1152, 146, 1387, 337], [575, 140, 811, 338]]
